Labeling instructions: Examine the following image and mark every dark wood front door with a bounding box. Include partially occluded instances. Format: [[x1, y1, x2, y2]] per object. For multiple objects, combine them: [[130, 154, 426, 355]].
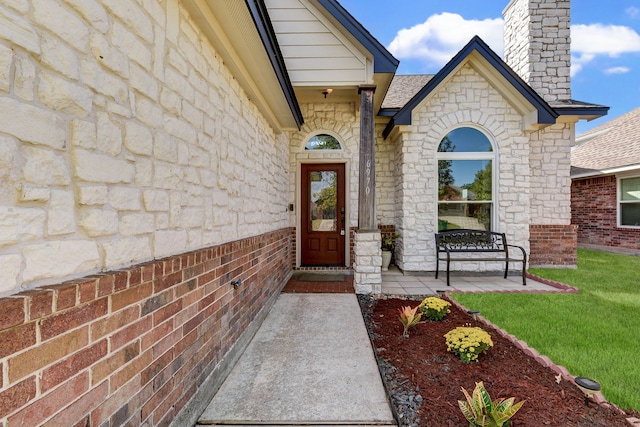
[[301, 163, 346, 266]]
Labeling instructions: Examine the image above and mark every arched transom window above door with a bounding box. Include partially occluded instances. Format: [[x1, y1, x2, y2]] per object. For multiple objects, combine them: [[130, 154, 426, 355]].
[[436, 127, 496, 232], [305, 134, 342, 150]]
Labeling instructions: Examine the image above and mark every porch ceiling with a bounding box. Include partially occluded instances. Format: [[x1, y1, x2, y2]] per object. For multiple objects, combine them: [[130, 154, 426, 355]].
[[292, 71, 395, 114], [265, 0, 397, 114], [183, 0, 302, 131]]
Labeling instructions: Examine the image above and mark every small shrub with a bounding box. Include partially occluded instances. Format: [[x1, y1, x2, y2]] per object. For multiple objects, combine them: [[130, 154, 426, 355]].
[[458, 381, 525, 427], [381, 233, 401, 251], [398, 305, 422, 338], [444, 326, 493, 363], [418, 296, 451, 321]]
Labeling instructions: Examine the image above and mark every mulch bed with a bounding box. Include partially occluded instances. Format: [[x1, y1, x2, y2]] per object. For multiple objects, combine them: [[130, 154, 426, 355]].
[[359, 295, 640, 426]]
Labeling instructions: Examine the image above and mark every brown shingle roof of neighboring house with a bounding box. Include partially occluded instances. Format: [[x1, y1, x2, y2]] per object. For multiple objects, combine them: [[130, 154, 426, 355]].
[[381, 74, 435, 110], [571, 106, 640, 178]]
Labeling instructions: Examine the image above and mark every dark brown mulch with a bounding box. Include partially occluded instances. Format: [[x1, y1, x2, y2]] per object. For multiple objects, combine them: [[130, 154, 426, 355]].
[[360, 296, 639, 426]]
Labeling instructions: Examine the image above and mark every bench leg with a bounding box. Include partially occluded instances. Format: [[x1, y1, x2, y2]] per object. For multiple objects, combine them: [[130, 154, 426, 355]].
[[435, 258, 439, 279], [446, 258, 451, 286], [522, 259, 527, 286]]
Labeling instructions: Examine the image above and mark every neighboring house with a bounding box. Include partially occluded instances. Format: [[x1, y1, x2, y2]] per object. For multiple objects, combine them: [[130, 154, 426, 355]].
[[571, 107, 640, 252], [0, 0, 607, 425]]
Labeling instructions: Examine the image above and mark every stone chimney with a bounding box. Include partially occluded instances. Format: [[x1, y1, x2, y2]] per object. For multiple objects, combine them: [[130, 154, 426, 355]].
[[503, 0, 571, 102]]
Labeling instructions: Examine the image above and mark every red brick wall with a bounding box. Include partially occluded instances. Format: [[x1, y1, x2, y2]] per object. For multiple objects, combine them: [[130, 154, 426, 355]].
[[0, 229, 292, 426], [529, 224, 577, 266], [571, 176, 640, 250]]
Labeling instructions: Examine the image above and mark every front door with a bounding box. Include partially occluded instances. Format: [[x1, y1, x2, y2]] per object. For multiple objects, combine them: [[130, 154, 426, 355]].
[[301, 163, 346, 266]]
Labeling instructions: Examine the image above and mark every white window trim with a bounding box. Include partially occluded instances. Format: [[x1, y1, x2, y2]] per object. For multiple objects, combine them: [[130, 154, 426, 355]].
[[617, 174, 640, 228], [436, 126, 498, 232]]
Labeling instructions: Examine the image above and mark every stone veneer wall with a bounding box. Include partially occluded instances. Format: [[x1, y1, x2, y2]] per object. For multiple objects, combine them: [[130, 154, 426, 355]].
[[288, 102, 360, 267], [503, 0, 572, 103], [376, 122, 397, 226], [0, 0, 294, 425], [528, 123, 577, 266], [391, 64, 531, 272], [504, 0, 577, 266], [0, 0, 290, 295], [0, 229, 292, 426], [572, 175, 640, 251]]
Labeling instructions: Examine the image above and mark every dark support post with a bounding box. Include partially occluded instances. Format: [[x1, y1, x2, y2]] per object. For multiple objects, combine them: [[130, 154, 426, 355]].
[[358, 84, 376, 231]]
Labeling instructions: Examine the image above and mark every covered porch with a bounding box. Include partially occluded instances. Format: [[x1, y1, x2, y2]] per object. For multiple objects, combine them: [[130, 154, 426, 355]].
[[281, 267, 569, 294], [379, 267, 571, 294]]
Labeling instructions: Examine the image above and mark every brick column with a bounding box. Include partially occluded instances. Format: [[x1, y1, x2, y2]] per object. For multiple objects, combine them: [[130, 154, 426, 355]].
[[529, 224, 577, 267]]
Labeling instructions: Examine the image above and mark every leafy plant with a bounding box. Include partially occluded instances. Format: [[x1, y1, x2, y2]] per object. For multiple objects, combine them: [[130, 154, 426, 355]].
[[458, 381, 525, 427], [398, 305, 422, 338], [418, 296, 451, 321], [381, 233, 400, 251], [444, 326, 493, 363]]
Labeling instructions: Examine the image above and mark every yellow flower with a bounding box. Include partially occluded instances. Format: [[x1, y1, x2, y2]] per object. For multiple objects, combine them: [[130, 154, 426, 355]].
[[444, 326, 493, 364], [419, 297, 451, 321]]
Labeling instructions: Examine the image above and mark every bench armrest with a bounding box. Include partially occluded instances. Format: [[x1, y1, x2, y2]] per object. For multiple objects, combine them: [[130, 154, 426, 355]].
[[507, 244, 527, 259]]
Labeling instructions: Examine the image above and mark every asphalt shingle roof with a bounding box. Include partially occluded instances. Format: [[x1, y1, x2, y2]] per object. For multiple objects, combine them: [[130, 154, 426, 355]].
[[571, 106, 640, 177], [381, 74, 434, 110]]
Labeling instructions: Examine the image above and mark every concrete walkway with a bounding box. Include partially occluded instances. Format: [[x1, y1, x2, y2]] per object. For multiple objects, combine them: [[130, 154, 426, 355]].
[[197, 270, 564, 426], [198, 293, 395, 426]]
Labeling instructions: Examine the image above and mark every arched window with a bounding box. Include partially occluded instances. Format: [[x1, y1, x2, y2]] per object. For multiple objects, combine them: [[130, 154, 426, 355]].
[[436, 127, 495, 231], [305, 134, 341, 150]]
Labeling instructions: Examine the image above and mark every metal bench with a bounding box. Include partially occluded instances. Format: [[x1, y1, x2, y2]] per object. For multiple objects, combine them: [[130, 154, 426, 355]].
[[435, 229, 527, 286]]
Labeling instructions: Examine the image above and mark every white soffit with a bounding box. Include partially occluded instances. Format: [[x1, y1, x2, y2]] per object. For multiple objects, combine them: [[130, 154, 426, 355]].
[[183, 0, 299, 130]]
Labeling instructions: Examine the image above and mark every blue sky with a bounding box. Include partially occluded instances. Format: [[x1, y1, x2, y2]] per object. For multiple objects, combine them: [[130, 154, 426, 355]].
[[337, 0, 640, 135]]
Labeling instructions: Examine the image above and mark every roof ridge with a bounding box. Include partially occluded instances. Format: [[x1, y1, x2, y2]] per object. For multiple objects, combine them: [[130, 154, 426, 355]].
[[579, 106, 640, 137]]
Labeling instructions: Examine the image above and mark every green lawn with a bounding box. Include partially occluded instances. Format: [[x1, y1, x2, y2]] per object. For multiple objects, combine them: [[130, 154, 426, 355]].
[[451, 249, 640, 411]]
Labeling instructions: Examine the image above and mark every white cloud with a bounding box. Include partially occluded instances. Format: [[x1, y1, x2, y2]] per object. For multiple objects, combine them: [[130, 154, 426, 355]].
[[604, 66, 631, 75], [387, 15, 640, 78], [571, 24, 640, 76], [627, 6, 640, 19], [387, 13, 504, 67], [572, 24, 640, 57], [571, 53, 595, 77]]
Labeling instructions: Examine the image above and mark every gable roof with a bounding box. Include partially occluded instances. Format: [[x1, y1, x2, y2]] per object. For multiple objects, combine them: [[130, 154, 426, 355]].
[[571, 106, 640, 178], [264, 0, 398, 113], [246, 0, 303, 129], [380, 74, 434, 112], [316, 0, 399, 74], [382, 36, 558, 139]]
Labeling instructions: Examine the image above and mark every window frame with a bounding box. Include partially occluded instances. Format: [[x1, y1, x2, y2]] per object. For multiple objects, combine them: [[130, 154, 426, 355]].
[[617, 174, 640, 228], [304, 132, 343, 151], [436, 126, 498, 232]]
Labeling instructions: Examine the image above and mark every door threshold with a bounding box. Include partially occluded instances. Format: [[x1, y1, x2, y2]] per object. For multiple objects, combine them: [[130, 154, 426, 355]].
[[296, 266, 352, 272]]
